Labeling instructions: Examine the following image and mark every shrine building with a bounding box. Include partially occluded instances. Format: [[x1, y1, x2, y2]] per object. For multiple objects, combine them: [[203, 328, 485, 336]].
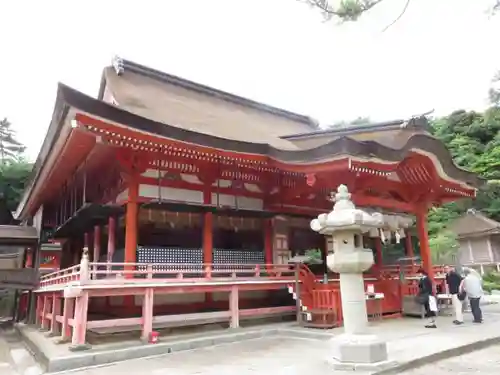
[[16, 57, 480, 348]]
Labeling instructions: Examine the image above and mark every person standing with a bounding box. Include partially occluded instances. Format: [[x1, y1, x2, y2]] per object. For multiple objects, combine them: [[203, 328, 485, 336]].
[[460, 268, 483, 323], [417, 268, 437, 328], [445, 266, 464, 325]]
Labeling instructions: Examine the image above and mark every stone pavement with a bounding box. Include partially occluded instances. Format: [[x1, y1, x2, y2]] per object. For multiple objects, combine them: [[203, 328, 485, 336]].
[[0, 325, 43, 375], [404, 345, 500, 374], [36, 303, 500, 375]]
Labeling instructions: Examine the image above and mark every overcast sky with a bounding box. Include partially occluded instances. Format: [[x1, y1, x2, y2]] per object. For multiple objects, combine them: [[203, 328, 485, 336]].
[[0, 0, 499, 160]]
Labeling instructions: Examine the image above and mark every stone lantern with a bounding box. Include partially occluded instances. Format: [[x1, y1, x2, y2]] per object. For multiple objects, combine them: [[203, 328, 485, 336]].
[[310, 185, 391, 370]]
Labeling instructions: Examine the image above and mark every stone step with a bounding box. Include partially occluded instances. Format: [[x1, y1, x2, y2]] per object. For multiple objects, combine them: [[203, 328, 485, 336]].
[[0, 328, 43, 375], [10, 347, 43, 375]]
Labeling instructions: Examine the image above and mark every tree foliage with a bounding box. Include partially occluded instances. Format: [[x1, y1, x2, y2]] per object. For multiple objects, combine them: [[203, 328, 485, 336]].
[[429, 230, 459, 264], [426, 106, 500, 256], [0, 159, 32, 212], [0, 118, 25, 163], [0, 119, 31, 212]]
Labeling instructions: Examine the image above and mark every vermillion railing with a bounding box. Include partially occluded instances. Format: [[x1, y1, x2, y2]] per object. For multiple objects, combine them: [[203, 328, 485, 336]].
[[37, 258, 450, 290], [37, 261, 296, 288], [38, 265, 81, 287]]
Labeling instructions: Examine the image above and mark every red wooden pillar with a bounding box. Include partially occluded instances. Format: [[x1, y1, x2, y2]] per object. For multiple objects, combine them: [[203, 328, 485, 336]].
[[229, 285, 239, 328], [61, 297, 75, 342], [202, 190, 213, 276], [416, 209, 434, 281], [124, 177, 139, 277], [123, 177, 139, 309], [107, 216, 116, 306], [93, 225, 101, 278], [35, 295, 43, 327], [40, 294, 50, 330], [70, 292, 89, 349], [50, 293, 61, 336], [87, 228, 94, 262], [202, 190, 213, 304], [141, 288, 154, 341], [264, 218, 273, 268], [203, 212, 213, 274], [107, 216, 116, 264]]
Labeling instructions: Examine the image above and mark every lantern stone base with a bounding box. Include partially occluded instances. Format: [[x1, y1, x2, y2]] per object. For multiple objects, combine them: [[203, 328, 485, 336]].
[[328, 333, 393, 371]]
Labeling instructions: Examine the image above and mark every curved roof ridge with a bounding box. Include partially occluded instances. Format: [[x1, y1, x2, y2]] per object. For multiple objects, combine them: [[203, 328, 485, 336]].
[[101, 56, 319, 129], [282, 116, 432, 139], [466, 209, 500, 228]]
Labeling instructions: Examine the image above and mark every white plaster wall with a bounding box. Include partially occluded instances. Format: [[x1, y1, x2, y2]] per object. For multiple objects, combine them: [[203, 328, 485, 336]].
[[211, 193, 263, 209], [139, 184, 203, 203], [141, 170, 203, 185], [244, 183, 262, 193]]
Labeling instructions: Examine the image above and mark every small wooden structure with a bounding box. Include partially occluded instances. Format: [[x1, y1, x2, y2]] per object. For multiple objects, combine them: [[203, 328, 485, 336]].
[[450, 209, 500, 274], [0, 224, 40, 320]]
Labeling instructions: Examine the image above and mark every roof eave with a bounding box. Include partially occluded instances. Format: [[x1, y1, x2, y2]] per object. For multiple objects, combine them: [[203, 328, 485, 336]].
[[15, 85, 71, 220], [59, 84, 481, 191], [457, 228, 500, 239]]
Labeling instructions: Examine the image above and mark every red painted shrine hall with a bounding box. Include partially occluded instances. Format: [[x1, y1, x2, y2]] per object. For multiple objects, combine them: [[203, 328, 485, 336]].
[[17, 57, 480, 347]]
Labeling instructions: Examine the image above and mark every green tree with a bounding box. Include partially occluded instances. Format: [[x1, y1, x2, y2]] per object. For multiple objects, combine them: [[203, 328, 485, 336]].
[[429, 230, 459, 264], [0, 119, 31, 211], [426, 105, 500, 259], [0, 158, 32, 212], [0, 118, 25, 163]]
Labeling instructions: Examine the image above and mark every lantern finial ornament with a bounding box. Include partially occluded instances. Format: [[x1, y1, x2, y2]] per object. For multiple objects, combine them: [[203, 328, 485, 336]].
[[333, 184, 355, 211]]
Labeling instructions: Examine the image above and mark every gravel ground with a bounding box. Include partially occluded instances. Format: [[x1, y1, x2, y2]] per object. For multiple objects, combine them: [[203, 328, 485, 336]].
[[405, 345, 500, 374]]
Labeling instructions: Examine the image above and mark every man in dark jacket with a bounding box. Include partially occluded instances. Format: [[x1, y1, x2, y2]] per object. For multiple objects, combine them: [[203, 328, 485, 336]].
[[418, 268, 437, 328], [445, 266, 464, 325]]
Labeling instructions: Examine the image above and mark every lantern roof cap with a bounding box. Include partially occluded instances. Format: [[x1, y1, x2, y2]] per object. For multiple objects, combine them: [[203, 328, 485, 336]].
[[310, 185, 384, 234]]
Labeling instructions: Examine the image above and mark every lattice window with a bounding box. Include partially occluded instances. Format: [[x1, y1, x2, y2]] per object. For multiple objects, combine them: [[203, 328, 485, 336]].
[[212, 248, 265, 270], [137, 246, 203, 274]]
